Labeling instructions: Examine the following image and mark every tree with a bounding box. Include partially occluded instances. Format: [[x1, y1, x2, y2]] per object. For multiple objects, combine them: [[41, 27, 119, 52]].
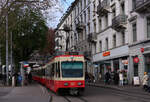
[[0, 1, 49, 68]]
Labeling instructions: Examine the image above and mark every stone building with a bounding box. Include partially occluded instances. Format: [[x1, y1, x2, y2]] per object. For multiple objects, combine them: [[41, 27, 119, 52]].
[[127, 0, 150, 83], [55, 0, 150, 84]]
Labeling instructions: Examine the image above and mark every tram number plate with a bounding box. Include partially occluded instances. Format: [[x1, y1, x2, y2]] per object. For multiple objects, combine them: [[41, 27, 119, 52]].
[[71, 82, 75, 86]]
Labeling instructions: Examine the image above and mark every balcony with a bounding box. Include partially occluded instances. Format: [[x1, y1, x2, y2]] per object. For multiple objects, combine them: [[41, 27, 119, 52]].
[[84, 51, 92, 58], [63, 24, 70, 32], [88, 33, 97, 43], [97, 0, 110, 17], [111, 14, 127, 32], [135, 0, 150, 13], [76, 22, 85, 33]]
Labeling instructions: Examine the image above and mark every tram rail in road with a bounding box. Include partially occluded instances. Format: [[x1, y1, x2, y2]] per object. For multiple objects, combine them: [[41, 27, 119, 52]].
[[63, 96, 88, 102]]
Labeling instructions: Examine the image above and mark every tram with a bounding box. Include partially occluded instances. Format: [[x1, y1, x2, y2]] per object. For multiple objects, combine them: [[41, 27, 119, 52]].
[[32, 52, 85, 95]]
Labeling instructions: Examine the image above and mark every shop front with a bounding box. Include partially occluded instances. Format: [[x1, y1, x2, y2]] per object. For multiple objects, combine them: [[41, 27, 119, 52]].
[[144, 54, 150, 73]]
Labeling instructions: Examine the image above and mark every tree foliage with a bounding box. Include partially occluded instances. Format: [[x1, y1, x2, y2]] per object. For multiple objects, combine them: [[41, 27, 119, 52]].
[[0, 0, 49, 66]]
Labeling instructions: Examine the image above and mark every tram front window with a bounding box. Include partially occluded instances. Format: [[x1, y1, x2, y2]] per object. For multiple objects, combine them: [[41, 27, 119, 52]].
[[61, 61, 83, 78]]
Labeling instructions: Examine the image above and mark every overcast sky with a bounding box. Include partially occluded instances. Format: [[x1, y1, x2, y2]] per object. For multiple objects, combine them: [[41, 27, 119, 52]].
[[45, 0, 75, 28]]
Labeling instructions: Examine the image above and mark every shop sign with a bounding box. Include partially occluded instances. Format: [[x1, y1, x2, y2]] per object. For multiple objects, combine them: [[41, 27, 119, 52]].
[[133, 57, 139, 63], [103, 51, 110, 57]]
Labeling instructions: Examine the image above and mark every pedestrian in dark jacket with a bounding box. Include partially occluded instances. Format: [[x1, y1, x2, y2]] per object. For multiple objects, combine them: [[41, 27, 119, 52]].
[[28, 72, 32, 84], [105, 72, 111, 84], [113, 72, 119, 85]]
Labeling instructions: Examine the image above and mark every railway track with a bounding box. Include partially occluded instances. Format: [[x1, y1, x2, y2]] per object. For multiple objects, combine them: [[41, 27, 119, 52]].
[[63, 96, 88, 102]]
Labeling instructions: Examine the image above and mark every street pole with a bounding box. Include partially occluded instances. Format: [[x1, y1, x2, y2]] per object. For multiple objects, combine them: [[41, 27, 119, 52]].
[[10, 32, 13, 76], [6, 12, 9, 86]]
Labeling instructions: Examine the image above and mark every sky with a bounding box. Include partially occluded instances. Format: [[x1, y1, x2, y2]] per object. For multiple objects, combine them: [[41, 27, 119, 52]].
[[45, 0, 75, 28]]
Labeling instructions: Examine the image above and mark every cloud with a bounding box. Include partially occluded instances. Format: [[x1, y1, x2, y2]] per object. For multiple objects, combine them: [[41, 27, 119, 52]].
[[44, 0, 75, 28]]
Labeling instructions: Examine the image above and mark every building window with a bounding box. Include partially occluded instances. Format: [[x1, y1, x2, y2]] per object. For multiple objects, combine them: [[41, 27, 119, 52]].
[[80, 15, 83, 22], [105, 14, 108, 28], [112, 8, 116, 19], [84, 0, 86, 8], [132, 0, 136, 10], [80, 0, 82, 11], [88, 24, 90, 34], [94, 43, 96, 54], [99, 17, 102, 32], [122, 31, 125, 45], [113, 34, 116, 48], [147, 17, 150, 38], [94, 20, 96, 33], [120, 2, 125, 14], [105, 38, 108, 50], [88, 7, 90, 20], [88, 0, 90, 4], [78, 3, 80, 15], [93, 0, 96, 16], [99, 41, 102, 52], [84, 28, 86, 40], [84, 11, 86, 23], [132, 23, 137, 42]]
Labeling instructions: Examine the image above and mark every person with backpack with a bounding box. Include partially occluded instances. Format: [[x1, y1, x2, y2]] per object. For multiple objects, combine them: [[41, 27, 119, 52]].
[[17, 73, 22, 86]]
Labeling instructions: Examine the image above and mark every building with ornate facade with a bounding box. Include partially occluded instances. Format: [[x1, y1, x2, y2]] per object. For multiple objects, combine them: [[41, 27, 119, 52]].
[[55, 0, 150, 84]]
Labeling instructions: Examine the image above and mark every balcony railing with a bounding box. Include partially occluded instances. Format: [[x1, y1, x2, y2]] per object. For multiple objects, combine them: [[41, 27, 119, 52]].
[[88, 33, 97, 43], [135, 0, 150, 13], [97, 0, 110, 17], [112, 14, 127, 32]]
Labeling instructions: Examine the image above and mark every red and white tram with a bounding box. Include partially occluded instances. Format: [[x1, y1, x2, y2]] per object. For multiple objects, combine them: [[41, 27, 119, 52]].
[[32, 52, 85, 95]]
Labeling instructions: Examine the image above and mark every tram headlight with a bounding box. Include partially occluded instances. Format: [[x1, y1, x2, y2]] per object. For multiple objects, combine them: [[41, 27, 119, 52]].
[[64, 82, 69, 86], [78, 82, 82, 86]]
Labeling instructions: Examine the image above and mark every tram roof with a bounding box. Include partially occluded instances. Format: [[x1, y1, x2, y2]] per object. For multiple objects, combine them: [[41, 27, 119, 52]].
[[54, 51, 84, 56]]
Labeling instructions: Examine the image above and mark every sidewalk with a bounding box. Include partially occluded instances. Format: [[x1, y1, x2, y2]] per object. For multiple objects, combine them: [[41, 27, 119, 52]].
[[0, 83, 51, 102], [86, 81, 150, 95]]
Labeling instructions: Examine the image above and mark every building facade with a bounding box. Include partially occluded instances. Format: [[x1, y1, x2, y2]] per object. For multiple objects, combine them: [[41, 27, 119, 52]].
[[55, 0, 150, 84], [127, 0, 150, 83]]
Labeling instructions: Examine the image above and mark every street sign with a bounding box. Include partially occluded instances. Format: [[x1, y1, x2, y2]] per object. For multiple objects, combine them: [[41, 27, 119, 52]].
[[133, 57, 139, 63]]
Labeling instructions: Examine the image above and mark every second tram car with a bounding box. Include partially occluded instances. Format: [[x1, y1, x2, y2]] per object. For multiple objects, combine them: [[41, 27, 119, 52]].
[[32, 52, 85, 95]]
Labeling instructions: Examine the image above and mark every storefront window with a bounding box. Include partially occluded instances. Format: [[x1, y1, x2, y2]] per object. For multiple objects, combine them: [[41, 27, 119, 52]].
[[113, 59, 119, 72], [145, 55, 150, 73]]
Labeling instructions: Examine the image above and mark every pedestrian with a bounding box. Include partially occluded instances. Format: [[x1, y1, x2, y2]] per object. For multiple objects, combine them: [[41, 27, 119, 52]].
[[119, 71, 124, 86], [142, 72, 149, 91], [105, 71, 111, 84], [114, 72, 119, 85], [13, 72, 19, 86], [17, 73, 22, 86], [28, 72, 32, 84], [98, 72, 102, 82]]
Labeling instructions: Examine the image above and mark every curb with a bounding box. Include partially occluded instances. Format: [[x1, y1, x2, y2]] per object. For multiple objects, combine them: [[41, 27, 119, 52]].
[[86, 83, 150, 96], [86, 83, 122, 91]]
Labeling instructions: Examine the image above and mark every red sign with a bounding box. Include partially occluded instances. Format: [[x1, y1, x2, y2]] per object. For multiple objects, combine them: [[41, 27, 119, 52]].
[[103, 51, 110, 57], [133, 57, 139, 63], [140, 48, 144, 53]]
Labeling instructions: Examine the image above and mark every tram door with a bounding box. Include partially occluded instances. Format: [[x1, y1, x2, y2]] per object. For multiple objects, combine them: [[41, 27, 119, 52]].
[[50, 63, 55, 90]]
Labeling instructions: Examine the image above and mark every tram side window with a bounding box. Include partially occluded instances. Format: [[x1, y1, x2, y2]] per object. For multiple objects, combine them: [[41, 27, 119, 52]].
[[56, 62, 60, 78], [50, 63, 55, 77], [46, 65, 50, 77], [42, 69, 45, 76]]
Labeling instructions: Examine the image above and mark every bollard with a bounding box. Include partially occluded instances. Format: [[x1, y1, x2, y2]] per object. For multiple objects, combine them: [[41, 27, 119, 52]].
[[12, 76, 15, 87]]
